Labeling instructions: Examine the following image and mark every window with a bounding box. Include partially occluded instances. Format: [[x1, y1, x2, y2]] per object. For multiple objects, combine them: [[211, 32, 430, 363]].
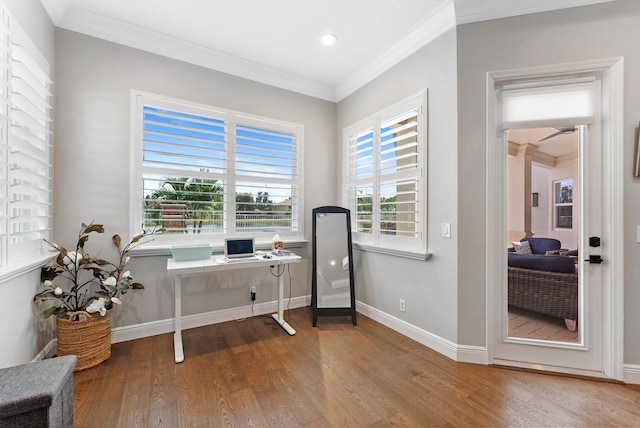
[[554, 178, 573, 229], [343, 91, 426, 257], [131, 92, 303, 244], [0, 7, 52, 266]]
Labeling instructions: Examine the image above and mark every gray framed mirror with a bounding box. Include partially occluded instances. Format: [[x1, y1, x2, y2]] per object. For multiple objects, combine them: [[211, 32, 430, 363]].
[[311, 206, 357, 326]]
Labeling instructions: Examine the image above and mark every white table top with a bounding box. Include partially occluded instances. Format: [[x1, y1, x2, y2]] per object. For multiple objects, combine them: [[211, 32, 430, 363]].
[[167, 253, 301, 275]]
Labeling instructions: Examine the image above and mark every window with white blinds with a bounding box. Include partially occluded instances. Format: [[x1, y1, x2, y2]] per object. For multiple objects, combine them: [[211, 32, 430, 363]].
[[343, 91, 426, 256], [133, 92, 302, 243], [0, 6, 52, 266]]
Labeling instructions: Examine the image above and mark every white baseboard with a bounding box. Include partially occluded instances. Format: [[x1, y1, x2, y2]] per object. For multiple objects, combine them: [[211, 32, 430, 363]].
[[32, 338, 57, 362], [624, 364, 640, 384], [355, 301, 488, 365], [111, 295, 311, 344]]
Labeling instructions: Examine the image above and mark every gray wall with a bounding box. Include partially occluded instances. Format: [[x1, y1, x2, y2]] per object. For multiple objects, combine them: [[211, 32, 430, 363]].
[[337, 29, 459, 342], [456, 1, 640, 359], [53, 29, 336, 329]]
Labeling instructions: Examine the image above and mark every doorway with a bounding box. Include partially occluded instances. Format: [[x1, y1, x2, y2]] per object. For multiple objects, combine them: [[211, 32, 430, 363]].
[[485, 58, 624, 380], [507, 126, 579, 343]]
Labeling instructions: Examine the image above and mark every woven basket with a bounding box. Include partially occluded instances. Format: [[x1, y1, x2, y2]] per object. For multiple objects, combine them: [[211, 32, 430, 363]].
[[56, 310, 112, 371]]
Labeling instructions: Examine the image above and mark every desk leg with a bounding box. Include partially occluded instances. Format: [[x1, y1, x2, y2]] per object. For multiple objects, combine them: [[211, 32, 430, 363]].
[[272, 268, 296, 335], [174, 274, 184, 363]]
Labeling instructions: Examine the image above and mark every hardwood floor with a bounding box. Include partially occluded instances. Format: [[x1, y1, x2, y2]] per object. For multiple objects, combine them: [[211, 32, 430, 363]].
[[72, 307, 640, 427]]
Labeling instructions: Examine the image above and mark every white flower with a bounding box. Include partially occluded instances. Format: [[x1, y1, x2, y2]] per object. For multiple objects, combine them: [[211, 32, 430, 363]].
[[103, 276, 117, 287], [122, 271, 132, 280], [86, 297, 107, 316], [54, 287, 62, 296], [63, 251, 81, 266], [111, 297, 122, 305], [125, 256, 130, 264], [44, 280, 53, 287]]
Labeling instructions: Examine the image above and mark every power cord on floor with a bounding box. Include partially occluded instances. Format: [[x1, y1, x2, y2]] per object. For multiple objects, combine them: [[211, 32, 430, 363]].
[[238, 264, 293, 326], [269, 264, 293, 323]]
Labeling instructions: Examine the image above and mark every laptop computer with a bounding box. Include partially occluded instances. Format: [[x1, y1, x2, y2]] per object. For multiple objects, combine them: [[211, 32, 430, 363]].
[[223, 237, 260, 262]]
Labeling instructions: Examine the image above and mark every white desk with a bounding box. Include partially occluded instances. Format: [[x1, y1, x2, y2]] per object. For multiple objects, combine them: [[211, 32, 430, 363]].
[[167, 253, 301, 363]]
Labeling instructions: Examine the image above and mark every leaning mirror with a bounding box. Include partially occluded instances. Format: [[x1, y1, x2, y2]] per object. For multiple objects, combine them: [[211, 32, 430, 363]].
[[311, 206, 357, 326]]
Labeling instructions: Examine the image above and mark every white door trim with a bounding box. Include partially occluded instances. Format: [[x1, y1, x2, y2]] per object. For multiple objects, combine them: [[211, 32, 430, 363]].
[[485, 57, 624, 380]]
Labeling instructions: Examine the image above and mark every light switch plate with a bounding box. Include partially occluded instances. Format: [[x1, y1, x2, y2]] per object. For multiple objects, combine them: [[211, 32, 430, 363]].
[[442, 223, 451, 238]]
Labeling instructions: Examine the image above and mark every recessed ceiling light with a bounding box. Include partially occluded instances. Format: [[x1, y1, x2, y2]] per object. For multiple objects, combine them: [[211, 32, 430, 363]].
[[321, 33, 337, 46]]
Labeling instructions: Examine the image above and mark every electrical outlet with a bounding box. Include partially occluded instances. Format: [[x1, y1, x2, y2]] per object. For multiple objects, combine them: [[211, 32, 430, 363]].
[[250, 286, 256, 301], [399, 299, 406, 312]]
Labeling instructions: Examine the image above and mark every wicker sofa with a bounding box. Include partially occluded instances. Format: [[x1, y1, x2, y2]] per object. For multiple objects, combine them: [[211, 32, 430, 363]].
[[508, 238, 578, 331]]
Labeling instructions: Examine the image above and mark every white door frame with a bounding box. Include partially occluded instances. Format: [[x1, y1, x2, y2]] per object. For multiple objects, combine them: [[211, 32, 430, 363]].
[[485, 58, 624, 380]]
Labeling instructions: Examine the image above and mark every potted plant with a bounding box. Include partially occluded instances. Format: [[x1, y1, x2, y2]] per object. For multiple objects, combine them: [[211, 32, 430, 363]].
[[34, 222, 146, 370]]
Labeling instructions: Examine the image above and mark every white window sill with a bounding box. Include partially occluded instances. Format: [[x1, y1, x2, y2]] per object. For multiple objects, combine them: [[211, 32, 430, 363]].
[[0, 252, 56, 284], [130, 239, 309, 257], [352, 243, 431, 260]]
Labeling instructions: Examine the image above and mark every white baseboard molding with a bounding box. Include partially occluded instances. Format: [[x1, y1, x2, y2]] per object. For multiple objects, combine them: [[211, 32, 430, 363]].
[[624, 364, 640, 385], [111, 295, 311, 344], [355, 301, 487, 365], [32, 338, 57, 362]]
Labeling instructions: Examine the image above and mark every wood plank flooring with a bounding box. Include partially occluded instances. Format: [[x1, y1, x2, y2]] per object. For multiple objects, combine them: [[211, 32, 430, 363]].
[[72, 307, 640, 427]]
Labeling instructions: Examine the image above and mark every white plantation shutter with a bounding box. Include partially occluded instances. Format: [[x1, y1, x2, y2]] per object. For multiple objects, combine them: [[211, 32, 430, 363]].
[[380, 109, 418, 175], [378, 108, 420, 240], [346, 127, 374, 233], [0, 6, 52, 265], [348, 128, 374, 180], [235, 120, 300, 233], [141, 102, 227, 234], [134, 93, 303, 241], [343, 91, 426, 255]]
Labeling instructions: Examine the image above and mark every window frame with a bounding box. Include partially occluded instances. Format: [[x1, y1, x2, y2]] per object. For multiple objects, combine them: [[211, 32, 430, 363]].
[[130, 91, 304, 247], [342, 90, 428, 259], [553, 178, 573, 230]]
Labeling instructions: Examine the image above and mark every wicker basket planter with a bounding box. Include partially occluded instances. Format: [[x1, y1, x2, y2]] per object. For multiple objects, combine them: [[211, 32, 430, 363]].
[[56, 311, 112, 371]]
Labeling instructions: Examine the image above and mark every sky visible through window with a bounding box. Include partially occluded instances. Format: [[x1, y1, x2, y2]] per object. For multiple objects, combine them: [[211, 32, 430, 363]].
[[142, 106, 294, 204]]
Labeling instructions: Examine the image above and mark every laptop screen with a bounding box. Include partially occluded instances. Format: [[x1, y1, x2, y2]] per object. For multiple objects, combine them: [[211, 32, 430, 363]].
[[224, 238, 255, 258]]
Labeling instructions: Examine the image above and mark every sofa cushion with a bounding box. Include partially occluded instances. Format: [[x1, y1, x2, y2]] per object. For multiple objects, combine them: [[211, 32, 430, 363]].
[[508, 253, 576, 273], [520, 237, 562, 255]]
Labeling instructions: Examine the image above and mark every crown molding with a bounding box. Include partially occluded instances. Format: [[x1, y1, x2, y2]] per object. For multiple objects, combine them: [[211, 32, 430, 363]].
[[455, 0, 615, 25], [40, 0, 615, 103], [38, 0, 71, 25], [334, 0, 456, 101], [52, 4, 337, 102]]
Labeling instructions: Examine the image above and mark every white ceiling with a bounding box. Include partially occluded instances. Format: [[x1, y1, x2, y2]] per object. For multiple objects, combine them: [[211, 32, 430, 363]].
[[39, 0, 614, 102], [508, 127, 578, 158]]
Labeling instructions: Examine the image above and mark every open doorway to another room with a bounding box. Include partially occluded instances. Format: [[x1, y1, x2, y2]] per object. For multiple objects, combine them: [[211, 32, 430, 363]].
[[506, 126, 579, 343]]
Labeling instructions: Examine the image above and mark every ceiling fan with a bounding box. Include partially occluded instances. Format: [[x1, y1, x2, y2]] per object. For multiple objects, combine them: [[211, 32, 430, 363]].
[[536, 126, 576, 142]]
